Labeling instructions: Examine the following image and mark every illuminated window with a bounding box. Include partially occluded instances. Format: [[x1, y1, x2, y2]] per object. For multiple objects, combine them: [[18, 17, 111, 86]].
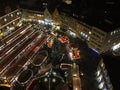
[[4, 32, 8, 35], [87, 37, 90, 41], [105, 75, 109, 80], [97, 70, 101, 76], [64, 0, 72, 4], [99, 81, 104, 89], [110, 32, 113, 35], [81, 72, 84, 76], [80, 32, 83, 35], [9, 27, 15, 31], [45, 72, 49, 75], [52, 78, 56, 83], [103, 87, 107, 90], [44, 18, 51, 25], [17, 12, 20, 15], [107, 82, 111, 88], [11, 14, 13, 17], [101, 62, 104, 67], [44, 78, 48, 82], [4, 18, 7, 22], [97, 74, 103, 82], [0, 36, 2, 39], [73, 13, 75, 16], [114, 30, 116, 34], [92, 48, 99, 54], [89, 31, 92, 34], [112, 43, 120, 51], [83, 33, 85, 36], [103, 69, 107, 73], [108, 40, 111, 43], [56, 26, 60, 30], [43, 3, 47, 5], [52, 72, 56, 76], [64, 72, 68, 77], [7, 26, 9, 29], [13, 22, 15, 25]]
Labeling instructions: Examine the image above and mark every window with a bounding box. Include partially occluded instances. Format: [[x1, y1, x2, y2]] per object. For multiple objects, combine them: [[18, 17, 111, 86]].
[[17, 12, 20, 15], [110, 32, 113, 35], [11, 14, 13, 17], [107, 82, 111, 88], [4, 18, 7, 22], [97, 70, 101, 76], [13, 22, 15, 25], [103, 69, 107, 73], [87, 37, 90, 41], [7, 26, 9, 29], [114, 30, 116, 34], [99, 81, 104, 89], [108, 40, 111, 43], [105, 75, 109, 80], [101, 62, 104, 67], [52, 78, 56, 83], [44, 78, 48, 82], [103, 87, 107, 90], [89, 31, 92, 34]]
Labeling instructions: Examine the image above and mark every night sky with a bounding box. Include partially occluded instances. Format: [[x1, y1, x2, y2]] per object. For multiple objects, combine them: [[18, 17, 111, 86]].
[[17, 0, 120, 32]]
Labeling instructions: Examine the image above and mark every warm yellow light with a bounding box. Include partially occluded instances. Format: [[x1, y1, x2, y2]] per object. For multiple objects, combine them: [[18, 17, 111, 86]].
[[64, 0, 72, 4], [73, 74, 77, 77], [4, 79, 7, 83], [89, 31, 92, 34], [0, 33, 4, 36], [0, 84, 11, 87]]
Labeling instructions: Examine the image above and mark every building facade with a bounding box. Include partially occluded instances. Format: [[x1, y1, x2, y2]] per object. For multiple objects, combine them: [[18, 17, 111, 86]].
[[0, 9, 21, 42], [60, 12, 120, 54], [18, 8, 119, 54], [102, 29, 120, 56], [96, 59, 113, 90], [60, 13, 107, 52]]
